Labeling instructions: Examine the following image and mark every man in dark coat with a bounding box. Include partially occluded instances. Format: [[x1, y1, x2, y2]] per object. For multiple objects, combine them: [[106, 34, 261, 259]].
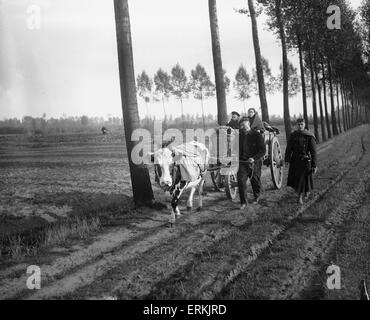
[[227, 111, 240, 129], [285, 118, 318, 204], [237, 117, 266, 210]]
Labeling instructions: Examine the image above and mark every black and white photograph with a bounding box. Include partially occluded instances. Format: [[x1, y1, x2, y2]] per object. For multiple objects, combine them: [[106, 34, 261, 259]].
[[0, 0, 370, 305]]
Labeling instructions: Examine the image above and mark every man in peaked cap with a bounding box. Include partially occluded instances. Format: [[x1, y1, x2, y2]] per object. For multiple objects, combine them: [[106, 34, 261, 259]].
[[227, 111, 240, 129]]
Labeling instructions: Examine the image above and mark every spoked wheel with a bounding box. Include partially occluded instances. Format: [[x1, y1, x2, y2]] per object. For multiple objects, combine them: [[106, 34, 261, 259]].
[[269, 136, 284, 190], [209, 164, 225, 192], [224, 172, 238, 200]]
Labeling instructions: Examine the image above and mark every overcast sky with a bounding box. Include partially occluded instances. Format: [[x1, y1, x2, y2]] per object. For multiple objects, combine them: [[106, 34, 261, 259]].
[[0, 0, 363, 120]]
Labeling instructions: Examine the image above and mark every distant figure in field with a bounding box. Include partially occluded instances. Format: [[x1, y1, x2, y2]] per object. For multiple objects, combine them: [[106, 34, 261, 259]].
[[247, 108, 264, 133], [285, 118, 317, 204], [227, 111, 240, 130], [101, 126, 108, 135]]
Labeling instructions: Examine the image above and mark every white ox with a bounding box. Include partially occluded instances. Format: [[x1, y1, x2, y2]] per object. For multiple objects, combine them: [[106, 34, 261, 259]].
[[150, 141, 210, 224]]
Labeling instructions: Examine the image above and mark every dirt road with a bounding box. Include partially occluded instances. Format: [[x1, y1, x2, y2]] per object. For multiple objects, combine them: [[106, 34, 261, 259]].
[[1, 125, 369, 300]]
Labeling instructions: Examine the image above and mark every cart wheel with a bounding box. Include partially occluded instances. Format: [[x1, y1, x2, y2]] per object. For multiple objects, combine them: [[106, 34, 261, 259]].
[[210, 165, 224, 192], [224, 173, 238, 200], [269, 136, 283, 190]]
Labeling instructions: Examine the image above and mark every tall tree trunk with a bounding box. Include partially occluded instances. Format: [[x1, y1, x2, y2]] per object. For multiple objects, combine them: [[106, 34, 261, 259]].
[[162, 97, 167, 129], [208, 0, 228, 125], [327, 59, 339, 135], [344, 81, 351, 128], [297, 32, 308, 128], [314, 56, 326, 141], [353, 85, 359, 125], [339, 78, 347, 131], [180, 99, 184, 121], [201, 97, 206, 130], [114, 0, 154, 207], [321, 62, 332, 139], [308, 50, 320, 142], [361, 100, 366, 123], [342, 79, 348, 128], [358, 97, 363, 123], [162, 97, 166, 120], [145, 101, 149, 119], [180, 98, 185, 131], [248, 0, 269, 122], [335, 80, 342, 133], [347, 84, 352, 127], [351, 81, 355, 127], [275, 0, 291, 141]]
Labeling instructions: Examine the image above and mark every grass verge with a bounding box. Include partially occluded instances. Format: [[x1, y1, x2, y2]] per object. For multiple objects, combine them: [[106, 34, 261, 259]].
[[0, 216, 101, 260]]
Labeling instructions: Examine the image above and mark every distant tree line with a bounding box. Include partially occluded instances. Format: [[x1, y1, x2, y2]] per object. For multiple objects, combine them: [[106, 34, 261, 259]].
[[0, 115, 123, 135], [0, 112, 325, 136]]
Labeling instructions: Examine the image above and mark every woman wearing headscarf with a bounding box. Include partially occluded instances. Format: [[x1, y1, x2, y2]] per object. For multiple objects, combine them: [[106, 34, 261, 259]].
[[248, 108, 264, 132]]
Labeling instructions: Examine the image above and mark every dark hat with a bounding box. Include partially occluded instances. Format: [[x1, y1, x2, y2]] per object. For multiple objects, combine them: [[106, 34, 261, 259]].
[[297, 118, 305, 123], [231, 111, 240, 117]]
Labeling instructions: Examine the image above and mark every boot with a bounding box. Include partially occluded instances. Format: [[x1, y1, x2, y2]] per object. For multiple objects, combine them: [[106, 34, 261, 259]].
[[298, 194, 303, 204]]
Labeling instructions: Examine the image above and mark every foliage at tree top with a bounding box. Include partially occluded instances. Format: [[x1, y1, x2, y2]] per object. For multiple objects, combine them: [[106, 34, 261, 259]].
[[189, 64, 215, 100], [277, 59, 301, 97], [233, 65, 252, 102], [153, 69, 172, 101]]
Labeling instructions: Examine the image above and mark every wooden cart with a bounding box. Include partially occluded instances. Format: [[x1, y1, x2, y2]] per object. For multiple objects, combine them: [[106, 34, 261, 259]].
[[209, 123, 284, 200]]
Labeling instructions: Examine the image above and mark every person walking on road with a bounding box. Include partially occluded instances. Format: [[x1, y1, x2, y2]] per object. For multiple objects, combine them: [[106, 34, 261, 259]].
[[285, 118, 318, 204], [237, 117, 266, 210]]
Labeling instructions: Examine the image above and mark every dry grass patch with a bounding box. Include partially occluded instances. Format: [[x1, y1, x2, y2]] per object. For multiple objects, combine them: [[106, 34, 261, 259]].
[[44, 216, 101, 247], [1, 216, 101, 260]]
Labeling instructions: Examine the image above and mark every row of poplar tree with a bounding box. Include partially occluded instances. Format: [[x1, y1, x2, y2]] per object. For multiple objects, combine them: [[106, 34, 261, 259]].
[[137, 0, 370, 144], [114, 0, 370, 206], [241, 0, 370, 142], [136, 59, 300, 127]]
